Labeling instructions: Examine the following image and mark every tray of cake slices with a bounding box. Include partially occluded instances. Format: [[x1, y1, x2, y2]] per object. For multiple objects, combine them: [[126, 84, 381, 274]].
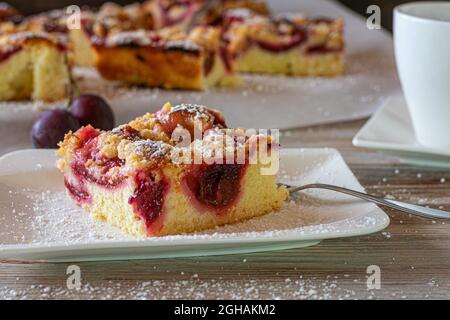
[[0, 0, 398, 156]]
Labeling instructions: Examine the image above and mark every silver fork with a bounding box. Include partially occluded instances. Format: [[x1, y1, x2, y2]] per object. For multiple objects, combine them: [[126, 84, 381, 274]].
[[279, 183, 450, 220]]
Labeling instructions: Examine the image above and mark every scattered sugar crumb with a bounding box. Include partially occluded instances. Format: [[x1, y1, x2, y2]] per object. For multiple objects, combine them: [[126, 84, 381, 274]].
[[381, 231, 391, 239]]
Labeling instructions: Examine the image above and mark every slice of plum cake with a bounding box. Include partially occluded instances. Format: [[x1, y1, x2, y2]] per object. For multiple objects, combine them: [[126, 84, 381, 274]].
[[222, 9, 344, 76], [92, 26, 239, 90], [57, 102, 288, 236], [0, 32, 71, 101]]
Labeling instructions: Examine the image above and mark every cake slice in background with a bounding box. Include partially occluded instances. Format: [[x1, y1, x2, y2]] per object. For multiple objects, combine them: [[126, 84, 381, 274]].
[[223, 9, 345, 76], [69, 2, 157, 67], [0, 32, 71, 101], [57, 102, 288, 237], [69, 0, 270, 67], [68, 10, 98, 68], [92, 26, 239, 90], [0, 7, 68, 35]]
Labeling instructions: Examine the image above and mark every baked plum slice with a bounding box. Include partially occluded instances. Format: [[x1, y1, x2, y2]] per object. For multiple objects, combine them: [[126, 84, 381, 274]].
[[184, 163, 247, 212]]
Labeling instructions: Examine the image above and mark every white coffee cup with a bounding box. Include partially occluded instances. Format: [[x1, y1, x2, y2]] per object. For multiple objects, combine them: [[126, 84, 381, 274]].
[[394, 2, 450, 149]]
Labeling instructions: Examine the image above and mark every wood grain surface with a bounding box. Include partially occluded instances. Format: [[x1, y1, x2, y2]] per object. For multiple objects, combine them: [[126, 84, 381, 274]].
[[1, 119, 449, 300]]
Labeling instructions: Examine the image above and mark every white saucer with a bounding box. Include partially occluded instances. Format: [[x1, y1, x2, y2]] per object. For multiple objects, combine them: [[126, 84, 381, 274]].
[[353, 95, 450, 167]]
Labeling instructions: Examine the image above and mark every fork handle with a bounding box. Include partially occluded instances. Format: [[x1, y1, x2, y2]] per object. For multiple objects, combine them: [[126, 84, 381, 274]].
[[287, 183, 450, 220]]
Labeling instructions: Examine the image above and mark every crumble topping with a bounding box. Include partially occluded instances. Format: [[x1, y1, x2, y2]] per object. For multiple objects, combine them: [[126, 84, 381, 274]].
[[100, 25, 216, 53], [170, 103, 218, 122], [133, 139, 174, 158], [164, 39, 200, 52], [223, 8, 344, 54], [0, 31, 67, 48], [117, 138, 174, 170], [0, 7, 69, 35], [89, 1, 156, 36], [187, 26, 221, 51], [104, 30, 158, 47], [58, 102, 270, 173]]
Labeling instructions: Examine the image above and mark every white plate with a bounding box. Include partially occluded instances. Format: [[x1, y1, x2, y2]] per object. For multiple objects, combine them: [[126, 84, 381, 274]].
[[0, 148, 389, 262], [353, 95, 450, 167], [0, 0, 398, 156]]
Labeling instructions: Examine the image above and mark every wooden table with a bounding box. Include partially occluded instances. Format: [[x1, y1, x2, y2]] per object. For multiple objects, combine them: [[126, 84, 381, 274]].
[[1, 118, 449, 300]]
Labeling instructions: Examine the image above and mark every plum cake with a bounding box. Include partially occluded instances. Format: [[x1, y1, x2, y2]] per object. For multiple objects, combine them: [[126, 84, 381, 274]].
[[69, 3, 156, 67], [0, 32, 71, 101], [57, 102, 288, 237], [70, 0, 269, 67], [92, 26, 239, 90], [0, 2, 21, 23], [222, 9, 345, 76]]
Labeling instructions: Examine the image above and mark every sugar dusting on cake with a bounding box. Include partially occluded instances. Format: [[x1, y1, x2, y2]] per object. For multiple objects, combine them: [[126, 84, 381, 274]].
[[171, 103, 212, 121], [132, 139, 174, 159], [105, 30, 154, 47]]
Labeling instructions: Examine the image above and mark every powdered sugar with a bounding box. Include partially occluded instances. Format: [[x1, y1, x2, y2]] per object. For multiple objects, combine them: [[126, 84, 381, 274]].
[[2, 273, 441, 300], [0, 188, 132, 245], [0, 277, 360, 300], [171, 103, 213, 121], [132, 139, 174, 160], [0, 187, 329, 246]]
